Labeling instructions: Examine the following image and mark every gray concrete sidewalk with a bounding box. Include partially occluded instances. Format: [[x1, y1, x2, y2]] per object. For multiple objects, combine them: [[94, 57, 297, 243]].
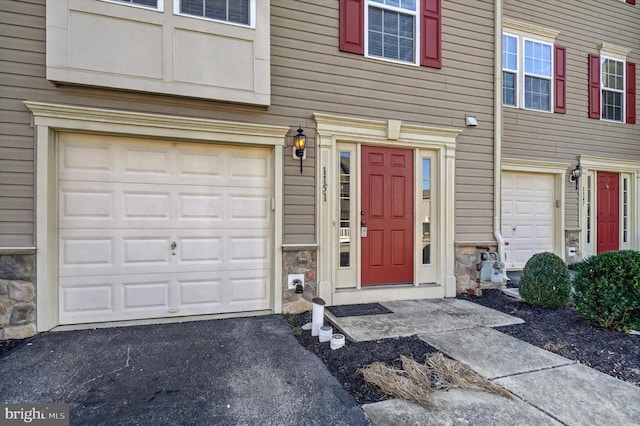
[[0, 316, 369, 426], [329, 299, 640, 426]]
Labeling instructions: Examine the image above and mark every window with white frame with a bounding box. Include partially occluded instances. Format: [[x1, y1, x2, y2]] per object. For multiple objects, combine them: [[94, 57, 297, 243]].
[[502, 33, 553, 111], [178, 0, 251, 25], [601, 56, 625, 122], [110, 0, 160, 8], [367, 0, 418, 64], [502, 34, 518, 106]]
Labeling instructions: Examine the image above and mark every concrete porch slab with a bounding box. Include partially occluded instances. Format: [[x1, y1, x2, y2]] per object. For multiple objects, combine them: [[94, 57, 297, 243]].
[[494, 363, 640, 425], [417, 327, 574, 379], [362, 389, 562, 426], [326, 298, 524, 342]]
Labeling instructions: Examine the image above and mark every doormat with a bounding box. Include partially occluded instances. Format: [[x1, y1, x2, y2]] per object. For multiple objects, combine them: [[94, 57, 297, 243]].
[[326, 303, 393, 318]]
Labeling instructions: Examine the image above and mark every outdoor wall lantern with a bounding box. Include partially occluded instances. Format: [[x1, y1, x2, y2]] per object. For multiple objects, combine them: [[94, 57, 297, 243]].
[[293, 126, 306, 174], [569, 162, 581, 190]]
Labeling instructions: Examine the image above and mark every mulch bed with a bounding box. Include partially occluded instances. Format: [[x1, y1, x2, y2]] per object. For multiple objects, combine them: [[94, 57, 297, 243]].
[[286, 289, 640, 405]]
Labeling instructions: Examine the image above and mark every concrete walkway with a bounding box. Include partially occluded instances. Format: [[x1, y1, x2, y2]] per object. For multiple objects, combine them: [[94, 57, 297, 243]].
[[327, 299, 640, 426]]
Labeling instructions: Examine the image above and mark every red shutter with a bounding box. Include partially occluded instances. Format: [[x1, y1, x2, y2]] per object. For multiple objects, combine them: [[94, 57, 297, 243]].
[[626, 0, 636, 5], [627, 62, 636, 124], [420, 0, 441, 68], [588, 54, 601, 119], [339, 0, 364, 55], [554, 46, 566, 113]]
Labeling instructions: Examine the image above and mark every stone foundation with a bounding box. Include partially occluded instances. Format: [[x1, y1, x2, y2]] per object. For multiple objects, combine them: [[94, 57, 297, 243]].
[[0, 254, 37, 340], [455, 243, 506, 295], [282, 246, 317, 314], [565, 229, 581, 264]]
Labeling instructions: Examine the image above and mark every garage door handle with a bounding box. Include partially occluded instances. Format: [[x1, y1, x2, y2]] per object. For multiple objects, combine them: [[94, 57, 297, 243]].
[[171, 241, 177, 255]]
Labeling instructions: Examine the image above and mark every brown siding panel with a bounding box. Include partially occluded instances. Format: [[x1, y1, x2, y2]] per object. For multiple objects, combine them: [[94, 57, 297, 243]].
[[1, 0, 496, 248], [503, 0, 640, 244]]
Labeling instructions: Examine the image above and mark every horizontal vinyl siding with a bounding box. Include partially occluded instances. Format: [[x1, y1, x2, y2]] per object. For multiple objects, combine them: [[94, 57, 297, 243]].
[[502, 0, 640, 237], [1, 0, 316, 248], [0, 0, 42, 247], [2, 0, 495, 248], [271, 0, 496, 244], [503, 1, 640, 160]]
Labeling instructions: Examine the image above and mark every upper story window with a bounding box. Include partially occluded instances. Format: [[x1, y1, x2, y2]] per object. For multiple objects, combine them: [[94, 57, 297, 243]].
[[601, 57, 625, 121], [367, 0, 418, 64], [502, 19, 564, 114], [502, 35, 517, 106], [177, 0, 251, 26], [339, 0, 442, 69], [588, 43, 636, 124], [523, 39, 552, 110], [502, 34, 554, 111], [108, 0, 161, 8]]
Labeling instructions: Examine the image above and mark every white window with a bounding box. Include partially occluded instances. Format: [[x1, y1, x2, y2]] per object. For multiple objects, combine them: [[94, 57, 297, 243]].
[[502, 34, 518, 106], [176, 0, 251, 26], [601, 56, 625, 122], [366, 0, 419, 65], [502, 33, 553, 111], [107, 0, 162, 9]]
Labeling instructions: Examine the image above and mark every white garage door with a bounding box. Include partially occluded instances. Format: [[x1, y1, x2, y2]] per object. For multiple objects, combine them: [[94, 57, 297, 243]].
[[58, 133, 272, 325], [502, 171, 555, 269]]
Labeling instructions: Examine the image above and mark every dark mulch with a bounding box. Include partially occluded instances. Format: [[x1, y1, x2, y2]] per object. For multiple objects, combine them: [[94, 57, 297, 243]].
[[458, 289, 640, 386], [286, 312, 440, 404], [286, 289, 640, 405]]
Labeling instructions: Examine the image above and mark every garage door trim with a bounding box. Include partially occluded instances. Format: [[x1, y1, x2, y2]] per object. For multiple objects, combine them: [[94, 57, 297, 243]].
[[26, 102, 289, 332], [501, 158, 567, 269]]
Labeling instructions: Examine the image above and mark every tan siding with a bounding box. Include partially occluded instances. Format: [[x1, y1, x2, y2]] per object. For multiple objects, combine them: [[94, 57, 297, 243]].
[[503, 0, 640, 235], [1, 0, 496, 247], [271, 0, 496, 243]]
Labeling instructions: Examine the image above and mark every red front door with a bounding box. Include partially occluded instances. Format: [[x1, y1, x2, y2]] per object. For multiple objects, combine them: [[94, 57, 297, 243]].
[[597, 171, 620, 253], [361, 146, 414, 285]]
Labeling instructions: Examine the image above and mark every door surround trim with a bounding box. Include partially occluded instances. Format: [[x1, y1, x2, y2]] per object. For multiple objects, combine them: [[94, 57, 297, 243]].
[[314, 113, 461, 304], [578, 155, 640, 257]]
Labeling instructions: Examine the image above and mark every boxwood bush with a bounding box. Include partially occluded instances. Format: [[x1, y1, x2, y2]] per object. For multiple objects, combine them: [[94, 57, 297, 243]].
[[573, 250, 640, 331], [519, 252, 571, 309]]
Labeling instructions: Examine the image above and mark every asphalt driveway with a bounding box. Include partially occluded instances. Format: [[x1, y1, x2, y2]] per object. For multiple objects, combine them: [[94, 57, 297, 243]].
[[0, 315, 369, 425]]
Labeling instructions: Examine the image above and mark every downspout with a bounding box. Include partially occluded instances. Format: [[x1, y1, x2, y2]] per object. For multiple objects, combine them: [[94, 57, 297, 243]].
[[494, 0, 506, 259]]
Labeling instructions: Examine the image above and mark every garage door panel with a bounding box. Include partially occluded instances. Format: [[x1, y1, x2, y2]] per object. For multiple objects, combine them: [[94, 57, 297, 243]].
[[121, 147, 172, 178], [177, 193, 223, 221], [178, 278, 223, 307], [123, 237, 173, 265], [61, 237, 115, 269], [59, 140, 114, 181], [60, 189, 115, 221], [58, 134, 272, 324], [61, 183, 269, 229], [61, 282, 113, 314], [123, 191, 172, 220], [228, 270, 270, 307], [502, 171, 555, 269], [178, 237, 223, 263], [123, 280, 171, 309]]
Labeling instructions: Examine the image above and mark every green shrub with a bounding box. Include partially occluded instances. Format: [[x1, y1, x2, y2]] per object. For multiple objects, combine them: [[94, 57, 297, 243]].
[[519, 252, 571, 308], [573, 250, 640, 331]]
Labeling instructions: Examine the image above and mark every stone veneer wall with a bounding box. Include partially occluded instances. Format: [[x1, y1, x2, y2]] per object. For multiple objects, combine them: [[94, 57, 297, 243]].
[[0, 254, 37, 340], [282, 247, 317, 314], [565, 229, 581, 264], [455, 243, 504, 294]]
